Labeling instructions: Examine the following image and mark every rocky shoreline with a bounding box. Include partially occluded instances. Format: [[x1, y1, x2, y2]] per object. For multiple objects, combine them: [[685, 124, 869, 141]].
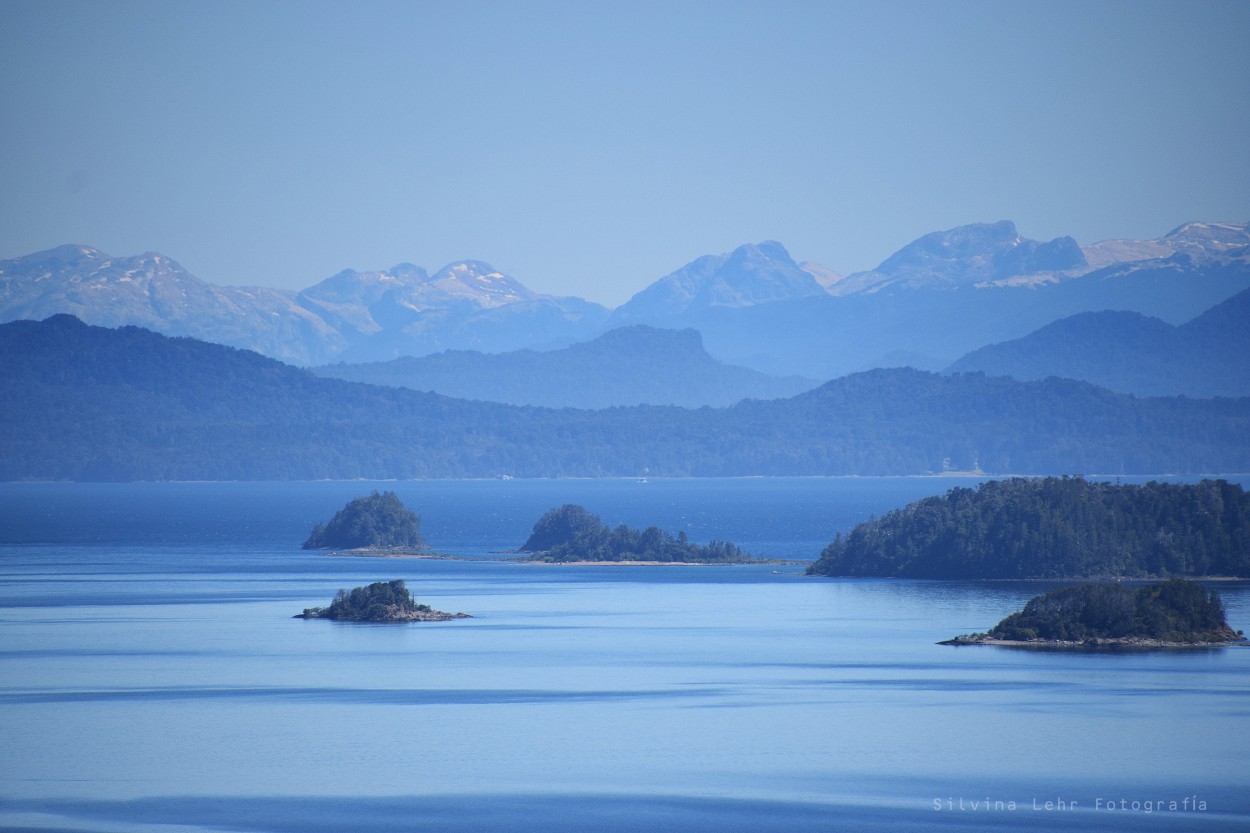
[[295, 605, 471, 622]]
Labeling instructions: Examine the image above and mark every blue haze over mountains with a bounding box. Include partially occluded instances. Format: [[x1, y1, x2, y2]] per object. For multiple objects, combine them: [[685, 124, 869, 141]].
[[4, 314, 1249, 481], [1, 219, 1248, 404], [948, 288, 1250, 398], [314, 326, 819, 409]]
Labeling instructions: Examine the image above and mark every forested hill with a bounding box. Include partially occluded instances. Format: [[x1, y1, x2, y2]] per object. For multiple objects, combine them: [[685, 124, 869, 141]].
[[808, 477, 1250, 579], [3, 316, 1250, 481]]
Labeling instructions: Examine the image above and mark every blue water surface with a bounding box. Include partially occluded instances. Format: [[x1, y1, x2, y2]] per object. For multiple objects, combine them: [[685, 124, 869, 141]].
[[1, 477, 1247, 832]]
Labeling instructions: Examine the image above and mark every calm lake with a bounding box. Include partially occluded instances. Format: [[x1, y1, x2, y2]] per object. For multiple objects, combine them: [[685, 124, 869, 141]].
[[1, 477, 1248, 832]]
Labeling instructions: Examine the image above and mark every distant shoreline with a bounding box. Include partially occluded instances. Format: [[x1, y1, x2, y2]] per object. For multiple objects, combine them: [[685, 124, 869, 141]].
[[321, 549, 464, 560], [317, 551, 1250, 577], [317, 549, 798, 566], [527, 560, 721, 566], [519, 559, 800, 566]]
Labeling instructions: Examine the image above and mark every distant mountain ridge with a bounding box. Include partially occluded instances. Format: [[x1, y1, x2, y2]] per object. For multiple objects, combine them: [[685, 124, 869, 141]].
[[0, 244, 343, 364], [2, 220, 1246, 377], [296, 259, 609, 363], [609, 241, 830, 324], [833, 220, 1250, 294], [947, 287, 1250, 398], [3, 316, 1248, 481], [0, 245, 608, 365], [828, 221, 1087, 295], [313, 325, 817, 408], [641, 225, 1250, 378]]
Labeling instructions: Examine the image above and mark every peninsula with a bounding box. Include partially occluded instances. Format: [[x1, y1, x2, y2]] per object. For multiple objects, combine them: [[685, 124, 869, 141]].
[[303, 491, 425, 551], [519, 504, 759, 564], [942, 580, 1247, 648], [295, 580, 470, 622]]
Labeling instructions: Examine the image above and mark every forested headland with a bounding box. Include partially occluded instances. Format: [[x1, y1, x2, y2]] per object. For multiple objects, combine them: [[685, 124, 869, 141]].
[[807, 477, 1250, 579]]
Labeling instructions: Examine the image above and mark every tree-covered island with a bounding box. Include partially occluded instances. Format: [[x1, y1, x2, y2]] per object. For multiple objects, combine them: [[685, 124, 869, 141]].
[[303, 491, 425, 551], [942, 579, 1247, 648], [518, 504, 759, 563], [295, 579, 470, 622], [807, 477, 1250, 579]]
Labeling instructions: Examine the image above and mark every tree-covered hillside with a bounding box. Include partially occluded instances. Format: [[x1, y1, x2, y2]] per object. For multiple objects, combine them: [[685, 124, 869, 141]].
[[808, 477, 1250, 579], [3, 316, 1250, 481]]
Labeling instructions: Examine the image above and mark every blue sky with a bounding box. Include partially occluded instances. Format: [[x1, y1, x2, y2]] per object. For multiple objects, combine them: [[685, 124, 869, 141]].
[[1, 0, 1247, 306]]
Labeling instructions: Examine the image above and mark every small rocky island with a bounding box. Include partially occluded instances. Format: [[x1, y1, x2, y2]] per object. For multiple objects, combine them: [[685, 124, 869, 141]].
[[519, 504, 759, 563], [295, 579, 470, 622], [303, 491, 425, 551], [942, 579, 1247, 648]]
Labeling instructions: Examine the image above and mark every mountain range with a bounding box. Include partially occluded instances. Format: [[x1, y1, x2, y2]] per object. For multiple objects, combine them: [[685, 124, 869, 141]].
[[609, 239, 834, 323], [319, 282, 1250, 405], [947, 287, 1250, 398], [4, 220, 1246, 379], [3, 315, 1248, 481], [312, 325, 818, 408], [625, 221, 1250, 377], [0, 245, 607, 365]]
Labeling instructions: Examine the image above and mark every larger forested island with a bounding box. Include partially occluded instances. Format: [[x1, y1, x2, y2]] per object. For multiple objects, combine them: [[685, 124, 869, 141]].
[[942, 580, 1246, 647], [519, 504, 756, 563], [807, 477, 1250, 579]]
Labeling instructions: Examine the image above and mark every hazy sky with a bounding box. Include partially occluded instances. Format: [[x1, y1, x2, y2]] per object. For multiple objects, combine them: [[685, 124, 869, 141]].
[[2, 0, 1247, 306]]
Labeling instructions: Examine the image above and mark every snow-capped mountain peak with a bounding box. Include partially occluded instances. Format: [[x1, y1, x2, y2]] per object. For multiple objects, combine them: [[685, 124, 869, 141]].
[[610, 240, 828, 323], [428, 261, 537, 307]]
